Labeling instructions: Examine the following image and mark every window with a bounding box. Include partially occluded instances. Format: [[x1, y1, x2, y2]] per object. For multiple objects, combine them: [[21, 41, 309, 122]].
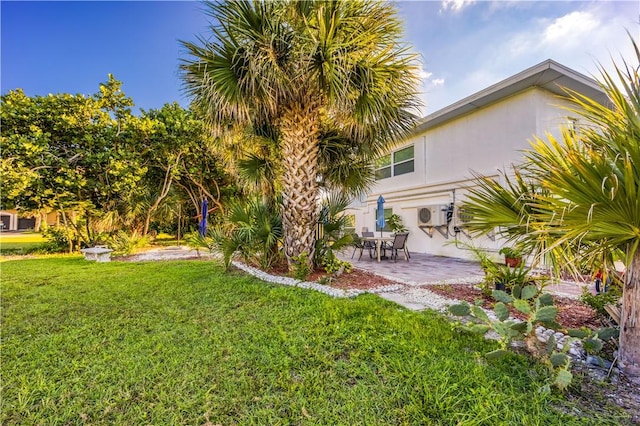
[[343, 214, 356, 235], [393, 145, 414, 176], [375, 145, 414, 180], [375, 155, 392, 180], [375, 208, 393, 232]]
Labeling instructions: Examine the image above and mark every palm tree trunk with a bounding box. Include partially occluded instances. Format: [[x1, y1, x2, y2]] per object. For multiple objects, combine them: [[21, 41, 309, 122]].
[[619, 249, 640, 384], [279, 102, 320, 270]]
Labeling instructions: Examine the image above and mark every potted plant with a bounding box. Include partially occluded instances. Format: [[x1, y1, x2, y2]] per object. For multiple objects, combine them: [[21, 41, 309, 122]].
[[387, 213, 407, 234], [499, 246, 523, 267], [492, 262, 534, 293]]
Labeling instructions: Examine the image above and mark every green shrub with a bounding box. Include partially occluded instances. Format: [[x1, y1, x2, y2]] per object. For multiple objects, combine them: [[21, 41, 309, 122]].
[[490, 262, 538, 293], [108, 231, 150, 255], [387, 213, 407, 233], [580, 287, 622, 317], [314, 193, 354, 268], [322, 253, 352, 275], [291, 252, 312, 281], [210, 197, 283, 270], [498, 246, 524, 258], [41, 226, 72, 253]]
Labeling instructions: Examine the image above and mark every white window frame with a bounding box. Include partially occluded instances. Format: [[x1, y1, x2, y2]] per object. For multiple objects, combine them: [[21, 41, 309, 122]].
[[375, 145, 414, 180]]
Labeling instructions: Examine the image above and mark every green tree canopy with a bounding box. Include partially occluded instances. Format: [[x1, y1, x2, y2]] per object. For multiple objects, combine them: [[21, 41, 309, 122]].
[[1, 77, 232, 248]]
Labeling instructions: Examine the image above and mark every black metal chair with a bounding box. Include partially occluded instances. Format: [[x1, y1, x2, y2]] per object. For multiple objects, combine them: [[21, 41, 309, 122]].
[[352, 231, 376, 260], [381, 232, 410, 262]]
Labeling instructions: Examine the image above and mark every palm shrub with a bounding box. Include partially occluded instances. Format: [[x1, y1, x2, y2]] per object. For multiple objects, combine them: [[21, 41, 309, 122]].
[[183, 231, 214, 255], [461, 36, 640, 384], [108, 231, 150, 255], [181, 0, 421, 270], [209, 197, 283, 270], [314, 193, 355, 272]]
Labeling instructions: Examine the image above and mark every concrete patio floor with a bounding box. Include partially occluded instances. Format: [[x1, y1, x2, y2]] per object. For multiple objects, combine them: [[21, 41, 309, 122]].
[[337, 248, 591, 301]]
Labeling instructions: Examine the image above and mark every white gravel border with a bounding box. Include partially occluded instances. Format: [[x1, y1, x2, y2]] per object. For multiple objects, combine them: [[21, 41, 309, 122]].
[[231, 261, 365, 298], [231, 260, 469, 313]]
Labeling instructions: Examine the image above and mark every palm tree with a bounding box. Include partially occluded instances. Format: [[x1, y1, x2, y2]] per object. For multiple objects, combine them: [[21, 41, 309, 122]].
[[463, 38, 640, 384], [180, 0, 421, 268]]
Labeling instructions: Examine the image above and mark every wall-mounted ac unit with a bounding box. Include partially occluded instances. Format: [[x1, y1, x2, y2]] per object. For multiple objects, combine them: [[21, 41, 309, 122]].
[[454, 205, 473, 227], [417, 205, 448, 227]]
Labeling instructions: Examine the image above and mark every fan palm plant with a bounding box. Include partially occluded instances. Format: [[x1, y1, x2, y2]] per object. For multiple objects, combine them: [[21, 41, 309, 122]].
[[181, 0, 421, 269], [462, 37, 640, 383]]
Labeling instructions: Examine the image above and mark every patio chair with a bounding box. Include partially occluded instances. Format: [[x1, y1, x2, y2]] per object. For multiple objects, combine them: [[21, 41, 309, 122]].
[[352, 231, 376, 260], [381, 232, 410, 262]]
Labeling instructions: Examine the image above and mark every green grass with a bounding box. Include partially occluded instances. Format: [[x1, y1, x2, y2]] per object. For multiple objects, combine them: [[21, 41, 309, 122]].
[[0, 233, 46, 254], [1, 257, 630, 425]]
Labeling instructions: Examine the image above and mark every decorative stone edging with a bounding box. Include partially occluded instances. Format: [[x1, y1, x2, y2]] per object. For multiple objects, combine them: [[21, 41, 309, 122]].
[[418, 276, 485, 286], [232, 261, 467, 312], [231, 261, 365, 298], [534, 326, 585, 360], [533, 325, 620, 379]]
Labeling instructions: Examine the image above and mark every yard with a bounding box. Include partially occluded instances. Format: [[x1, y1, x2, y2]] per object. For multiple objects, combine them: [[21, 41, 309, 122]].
[[0, 232, 46, 254], [1, 257, 632, 425]]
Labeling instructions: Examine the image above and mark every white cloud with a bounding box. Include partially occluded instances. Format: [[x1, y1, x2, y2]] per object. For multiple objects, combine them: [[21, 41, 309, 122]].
[[419, 69, 433, 80], [440, 0, 475, 13], [489, 4, 633, 73], [403, 1, 637, 115], [542, 11, 599, 47]]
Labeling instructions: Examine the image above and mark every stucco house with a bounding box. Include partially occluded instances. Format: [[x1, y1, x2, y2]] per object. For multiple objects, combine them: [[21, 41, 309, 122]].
[[0, 209, 58, 232], [345, 59, 608, 260]]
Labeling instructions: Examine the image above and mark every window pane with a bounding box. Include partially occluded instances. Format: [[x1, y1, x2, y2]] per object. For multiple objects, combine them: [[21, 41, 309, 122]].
[[375, 167, 391, 180], [375, 154, 391, 168], [345, 214, 355, 228], [343, 214, 356, 236], [394, 145, 414, 163], [394, 160, 414, 176]]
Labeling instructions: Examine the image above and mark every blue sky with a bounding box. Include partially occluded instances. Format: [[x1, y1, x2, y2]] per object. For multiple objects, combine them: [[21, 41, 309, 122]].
[[2, 1, 638, 116]]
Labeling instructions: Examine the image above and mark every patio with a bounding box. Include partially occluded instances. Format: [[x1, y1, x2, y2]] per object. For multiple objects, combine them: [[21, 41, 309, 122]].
[[337, 249, 590, 301]]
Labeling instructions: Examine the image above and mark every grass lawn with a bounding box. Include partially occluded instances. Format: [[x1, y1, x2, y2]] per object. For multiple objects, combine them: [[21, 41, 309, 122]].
[[1, 257, 630, 425], [0, 232, 46, 254]]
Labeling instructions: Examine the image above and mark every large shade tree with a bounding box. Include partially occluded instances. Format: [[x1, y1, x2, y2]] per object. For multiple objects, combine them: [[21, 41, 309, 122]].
[[181, 0, 421, 268], [1, 78, 233, 246], [0, 77, 145, 248], [462, 39, 640, 384]]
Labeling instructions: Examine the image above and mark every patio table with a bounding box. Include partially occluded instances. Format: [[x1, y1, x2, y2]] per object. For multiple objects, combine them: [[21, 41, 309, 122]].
[[362, 236, 395, 262]]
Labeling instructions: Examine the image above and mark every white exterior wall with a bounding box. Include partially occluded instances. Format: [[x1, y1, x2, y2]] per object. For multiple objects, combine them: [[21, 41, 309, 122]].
[[346, 88, 577, 260]]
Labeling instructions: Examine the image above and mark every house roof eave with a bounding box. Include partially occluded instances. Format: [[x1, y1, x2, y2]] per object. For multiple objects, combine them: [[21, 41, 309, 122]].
[[414, 59, 608, 133]]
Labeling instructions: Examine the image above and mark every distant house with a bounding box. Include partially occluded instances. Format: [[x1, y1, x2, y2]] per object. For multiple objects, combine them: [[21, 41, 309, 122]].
[[0, 209, 58, 231], [345, 60, 608, 259]]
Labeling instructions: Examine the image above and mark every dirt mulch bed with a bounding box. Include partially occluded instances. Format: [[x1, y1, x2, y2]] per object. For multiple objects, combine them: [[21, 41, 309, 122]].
[[266, 262, 399, 290]]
